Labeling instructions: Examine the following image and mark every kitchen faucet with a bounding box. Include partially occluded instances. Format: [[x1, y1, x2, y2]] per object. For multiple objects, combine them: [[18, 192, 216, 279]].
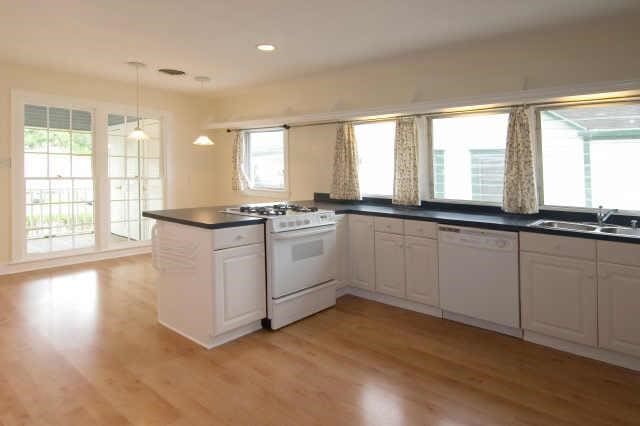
[[596, 205, 618, 226]]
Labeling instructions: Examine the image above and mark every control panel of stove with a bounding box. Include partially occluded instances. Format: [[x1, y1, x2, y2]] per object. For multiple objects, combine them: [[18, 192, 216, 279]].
[[270, 211, 336, 232]]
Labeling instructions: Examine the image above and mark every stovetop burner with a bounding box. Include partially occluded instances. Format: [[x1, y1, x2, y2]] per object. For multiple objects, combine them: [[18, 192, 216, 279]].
[[238, 203, 318, 216]]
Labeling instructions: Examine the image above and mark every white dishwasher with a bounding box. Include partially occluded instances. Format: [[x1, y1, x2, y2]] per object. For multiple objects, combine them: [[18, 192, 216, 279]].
[[438, 225, 521, 336]]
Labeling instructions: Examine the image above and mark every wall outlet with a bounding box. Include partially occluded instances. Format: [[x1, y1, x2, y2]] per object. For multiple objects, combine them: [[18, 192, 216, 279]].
[[0, 158, 11, 169]]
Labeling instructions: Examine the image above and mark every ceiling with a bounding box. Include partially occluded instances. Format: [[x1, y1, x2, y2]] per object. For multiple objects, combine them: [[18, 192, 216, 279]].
[[0, 0, 638, 94]]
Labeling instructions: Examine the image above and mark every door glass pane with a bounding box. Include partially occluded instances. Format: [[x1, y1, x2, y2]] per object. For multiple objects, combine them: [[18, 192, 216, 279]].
[[110, 179, 126, 201], [142, 179, 163, 199], [142, 158, 160, 178], [49, 131, 71, 153], [72, 133, 92, 154], [109, 156, 125, 177], [24, 154, 48, 177], [23, 105, 94, 255], [50, 179, 72, 203], [49, 154, 71, 177], [24, 128, 48, 152], [110, 201, 127, 222], [72, 155, 92, 177], [126, 157, 139, 177]]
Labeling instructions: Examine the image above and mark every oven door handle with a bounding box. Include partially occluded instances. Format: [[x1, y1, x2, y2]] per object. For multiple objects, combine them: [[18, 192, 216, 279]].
[[271, 224, 337, 240]]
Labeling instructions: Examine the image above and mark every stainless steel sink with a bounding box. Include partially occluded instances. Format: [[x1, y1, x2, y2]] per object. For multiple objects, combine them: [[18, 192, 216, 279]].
[[530, 220, 599, 232], [598, 226, 640, 237], [529, 220, 640, 238]]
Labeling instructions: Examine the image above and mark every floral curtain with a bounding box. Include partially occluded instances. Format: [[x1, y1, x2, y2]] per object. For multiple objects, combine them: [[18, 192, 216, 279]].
[[231, 131, 249, 192], [393, 117, 420, 206], [502, 106, 539, 214], [330, 123, 361, 200]]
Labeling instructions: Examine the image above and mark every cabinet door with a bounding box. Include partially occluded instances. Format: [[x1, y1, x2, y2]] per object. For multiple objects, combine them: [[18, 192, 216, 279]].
[[213, 243, 266, 335], [348, 215, 375, 290], [520, 252, 597, 346], [405, 236, 439, 306], [374, 232, 405, 297], [598, 262, 640, 357], [335, 215, 349, 289]]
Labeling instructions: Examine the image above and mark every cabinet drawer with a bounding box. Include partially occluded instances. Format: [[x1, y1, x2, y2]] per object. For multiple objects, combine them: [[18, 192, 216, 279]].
[[374, 217, 403, 234], [404, 220, 437, 239], [212, 224, 264, 251], [597, 241, 640, 266], [520, 232, 596, 260]]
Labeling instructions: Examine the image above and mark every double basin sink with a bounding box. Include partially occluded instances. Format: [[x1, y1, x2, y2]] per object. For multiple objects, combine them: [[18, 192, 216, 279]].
[[529, 220, 640, 238]]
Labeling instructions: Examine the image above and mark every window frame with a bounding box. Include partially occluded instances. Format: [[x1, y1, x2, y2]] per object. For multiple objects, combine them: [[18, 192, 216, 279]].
[[241, 127, 289, 196], [534, 99, 640, 215], [11, 90, 169, 262], [426, 109, 511, 207]]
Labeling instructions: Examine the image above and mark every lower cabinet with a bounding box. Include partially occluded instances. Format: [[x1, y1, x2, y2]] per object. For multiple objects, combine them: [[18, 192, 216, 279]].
[[349, 215, 375, 290], [520, 252, 597, 346], [335, 214, 349, 289], [405, 236, 439, 306], [374, 232, 405, 297], [598, 262, 640, 357], [213, 243, 266, 334]]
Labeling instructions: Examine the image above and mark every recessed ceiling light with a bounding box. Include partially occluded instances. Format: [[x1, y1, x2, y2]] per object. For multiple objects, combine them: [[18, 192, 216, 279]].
[[256, 44, 276, 52]]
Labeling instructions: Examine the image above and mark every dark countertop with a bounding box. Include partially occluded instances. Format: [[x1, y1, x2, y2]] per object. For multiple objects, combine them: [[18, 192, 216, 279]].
[[143, 207, 265, 229], [143, 200, 640, 244]]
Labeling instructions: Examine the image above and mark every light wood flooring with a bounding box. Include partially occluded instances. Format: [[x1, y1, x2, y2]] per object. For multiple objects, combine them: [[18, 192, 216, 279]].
[[0, 254, 639, 425]]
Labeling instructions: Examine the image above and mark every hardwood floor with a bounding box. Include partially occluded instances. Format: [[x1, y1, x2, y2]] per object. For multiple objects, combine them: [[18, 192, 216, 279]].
[[0, 254, 639, 425]]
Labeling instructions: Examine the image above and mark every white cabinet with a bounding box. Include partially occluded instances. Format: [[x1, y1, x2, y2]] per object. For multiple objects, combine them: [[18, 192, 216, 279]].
[[374, 232, 405, 297], [213, 243, 266, 334], [349, 215, 375, 290], [335, 214, 349, 289], [405, 236, 439, 306], [520, 251, 597, 346], [597, 240, 640, 358]]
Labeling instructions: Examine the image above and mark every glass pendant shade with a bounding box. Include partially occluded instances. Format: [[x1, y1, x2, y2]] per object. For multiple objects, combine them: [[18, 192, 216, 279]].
[[128, 126, 149, 141], [193, 135, 214, 146]]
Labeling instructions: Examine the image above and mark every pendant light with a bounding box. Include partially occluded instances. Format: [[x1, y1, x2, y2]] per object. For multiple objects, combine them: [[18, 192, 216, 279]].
[[193, 76, 214, 146], [127, 61, 149, 141]]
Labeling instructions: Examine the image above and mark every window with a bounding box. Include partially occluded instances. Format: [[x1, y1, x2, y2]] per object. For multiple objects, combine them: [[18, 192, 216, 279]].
[[431, 112, 509, 203], [108, 115, 163, 244], [354, 121, 395, 197], [23, 104, 95, 254], [539, 102, 640, 211], [244, 129, 287, 191]]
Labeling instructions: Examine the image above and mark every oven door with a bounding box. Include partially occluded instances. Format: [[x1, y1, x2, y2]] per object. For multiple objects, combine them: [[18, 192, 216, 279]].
[[269, 224, 337, 299]]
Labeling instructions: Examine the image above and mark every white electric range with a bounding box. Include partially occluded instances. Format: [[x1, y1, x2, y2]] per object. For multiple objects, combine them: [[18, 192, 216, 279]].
[[225, 203, 337, 329]]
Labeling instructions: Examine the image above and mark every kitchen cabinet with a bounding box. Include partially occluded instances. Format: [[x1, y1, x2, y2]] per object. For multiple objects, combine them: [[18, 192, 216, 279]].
[[374, 232, 405, 297], [213, 243, 266, 334], [520, 251, 597, 346], [597, 241, 640, 357], [405, 236, 439, 306], [335, 214, 349, 289], [349, 215, 375, 290]]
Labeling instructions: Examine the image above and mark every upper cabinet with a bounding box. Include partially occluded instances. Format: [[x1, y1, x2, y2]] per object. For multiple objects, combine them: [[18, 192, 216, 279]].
[[348, 215, 375, 291]]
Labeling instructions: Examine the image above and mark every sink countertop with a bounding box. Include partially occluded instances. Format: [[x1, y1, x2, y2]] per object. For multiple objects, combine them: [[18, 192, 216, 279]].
[[143, 200, 640, 244]]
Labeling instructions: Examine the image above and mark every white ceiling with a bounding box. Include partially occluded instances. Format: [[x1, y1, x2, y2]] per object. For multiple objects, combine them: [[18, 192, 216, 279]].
[[0, 0, 638, 94]]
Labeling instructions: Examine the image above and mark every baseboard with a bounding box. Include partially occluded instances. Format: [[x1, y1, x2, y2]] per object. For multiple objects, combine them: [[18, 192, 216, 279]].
[[443, 310, 523, 338], [524, 331, 640, 372], [159, 319, 263, 350], [339, 286, 442, 318], [0, 245, 151, 276]]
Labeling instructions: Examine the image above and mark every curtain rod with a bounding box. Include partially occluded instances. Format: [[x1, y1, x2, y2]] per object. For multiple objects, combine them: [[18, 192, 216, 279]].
[[226, 94, 640, 132]]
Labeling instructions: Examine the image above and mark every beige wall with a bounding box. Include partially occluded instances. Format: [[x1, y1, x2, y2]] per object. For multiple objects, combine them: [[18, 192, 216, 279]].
[[203, 14, 640, 207], [208, 123, 337, 206], [208, 14, 640, 122], [0, 62, 214, 263]]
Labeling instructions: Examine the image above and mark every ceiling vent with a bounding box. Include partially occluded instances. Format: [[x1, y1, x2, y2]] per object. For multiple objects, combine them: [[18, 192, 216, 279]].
[[158, 68, 186, 76]]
